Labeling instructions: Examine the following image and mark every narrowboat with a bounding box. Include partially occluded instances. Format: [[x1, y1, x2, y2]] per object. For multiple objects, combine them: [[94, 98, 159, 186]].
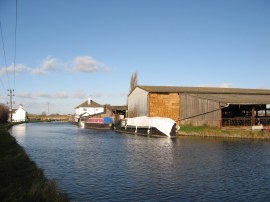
[[84, 117, 114, 130]]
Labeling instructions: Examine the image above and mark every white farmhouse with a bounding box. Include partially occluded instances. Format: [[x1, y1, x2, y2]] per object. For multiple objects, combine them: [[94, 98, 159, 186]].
[[74, 99, 104, 122], [12, 104, 28, 122]]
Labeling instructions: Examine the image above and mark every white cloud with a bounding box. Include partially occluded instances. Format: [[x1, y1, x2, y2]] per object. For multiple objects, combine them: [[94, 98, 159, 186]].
[[73, 56, 109, 73], [256, 86, 270, 89], [31, 68, 47, 75], [18, 91, 70, 100], [42, 56, 59, 70], [0, 64, 30, 75], [89, 93, 104, 98], [36, 92, 52, 98], [17, 92, 35, 99], [16, 90, 127, 114], [54, 92, 69, 99], [198, 83, 234, 88], [17, 90, 127, 101], [72, 90, 88, 99], [32, 56, 61, 75], [218, 83, 234, 88], [1, 55, 110, 76]]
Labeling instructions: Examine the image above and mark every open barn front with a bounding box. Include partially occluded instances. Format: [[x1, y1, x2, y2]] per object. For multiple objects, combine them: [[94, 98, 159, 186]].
[[129, 86, 270, 128], [222, 104, 270, 127]]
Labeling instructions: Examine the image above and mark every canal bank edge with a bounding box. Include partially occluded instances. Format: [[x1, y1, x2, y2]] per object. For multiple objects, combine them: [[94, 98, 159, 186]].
[[11, 121, 270, 140], [0, 123, 69, 201], [177, 125, 270, 139]]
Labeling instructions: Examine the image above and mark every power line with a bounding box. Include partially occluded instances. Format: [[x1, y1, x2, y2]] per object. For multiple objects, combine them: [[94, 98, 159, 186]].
[[0, 22, 7, 69], [13, 0, 18, 89], [0, 76, 6, 92], [0, 20, 9, 90]]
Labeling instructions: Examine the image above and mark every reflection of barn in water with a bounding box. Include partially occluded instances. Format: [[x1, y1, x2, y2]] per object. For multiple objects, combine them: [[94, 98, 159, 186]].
[[128, 86, 270, 128]]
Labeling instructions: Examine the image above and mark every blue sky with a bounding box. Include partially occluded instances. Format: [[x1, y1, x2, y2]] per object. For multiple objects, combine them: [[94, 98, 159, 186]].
[[0, 0, 270, 114]]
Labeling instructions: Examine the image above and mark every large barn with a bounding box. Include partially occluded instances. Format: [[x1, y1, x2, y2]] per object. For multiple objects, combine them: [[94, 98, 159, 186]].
[[128, 86, 270, 128]]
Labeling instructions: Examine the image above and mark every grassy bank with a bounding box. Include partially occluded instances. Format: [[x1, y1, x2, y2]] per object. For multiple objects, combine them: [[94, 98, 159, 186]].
[[0, 124, 69, 201], [178, 124, 270, 139]]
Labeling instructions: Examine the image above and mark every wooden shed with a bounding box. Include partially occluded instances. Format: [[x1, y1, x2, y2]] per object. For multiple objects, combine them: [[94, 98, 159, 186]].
[[128, 86, 270, 127]]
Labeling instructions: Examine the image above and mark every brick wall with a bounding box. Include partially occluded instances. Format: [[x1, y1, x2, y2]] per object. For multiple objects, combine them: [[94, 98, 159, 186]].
[[149, 93, 180, 124]]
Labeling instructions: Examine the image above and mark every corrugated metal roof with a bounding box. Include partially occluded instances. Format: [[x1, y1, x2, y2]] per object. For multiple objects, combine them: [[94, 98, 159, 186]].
[[75, 100, 103, 109], [137, 85, 270, 104], [188, 94, 270, 104], [138, 85, 270, 95]]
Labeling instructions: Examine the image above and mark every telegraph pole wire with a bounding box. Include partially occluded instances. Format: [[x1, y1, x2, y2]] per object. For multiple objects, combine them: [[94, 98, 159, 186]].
[[0, 20, 10, 90], [13, 0, 18, 89]]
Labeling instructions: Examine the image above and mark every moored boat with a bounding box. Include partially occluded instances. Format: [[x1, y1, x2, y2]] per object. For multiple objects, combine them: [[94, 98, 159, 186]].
[[115, 116, 177, 137], [84, 117, 114, 130]]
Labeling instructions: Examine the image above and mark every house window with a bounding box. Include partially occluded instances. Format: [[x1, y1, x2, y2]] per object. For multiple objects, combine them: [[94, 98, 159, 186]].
[[83, 108, 87, 111]]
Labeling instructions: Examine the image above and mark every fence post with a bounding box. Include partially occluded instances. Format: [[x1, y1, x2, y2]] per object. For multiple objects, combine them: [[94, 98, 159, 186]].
[[252, 108, 255, 126]]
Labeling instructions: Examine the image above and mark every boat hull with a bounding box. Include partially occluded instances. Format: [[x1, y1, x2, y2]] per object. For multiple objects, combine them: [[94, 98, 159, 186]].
[[84, 122, 113, 130], [115, 125, 176, 138], [115, 117, 177, 138]]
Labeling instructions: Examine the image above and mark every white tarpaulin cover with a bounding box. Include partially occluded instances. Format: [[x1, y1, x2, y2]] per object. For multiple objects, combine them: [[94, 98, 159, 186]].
[[126, 116, 176, 137]]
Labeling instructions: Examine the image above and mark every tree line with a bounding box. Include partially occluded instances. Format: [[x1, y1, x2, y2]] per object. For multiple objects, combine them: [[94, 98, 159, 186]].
[[0, 104, 9, 123]]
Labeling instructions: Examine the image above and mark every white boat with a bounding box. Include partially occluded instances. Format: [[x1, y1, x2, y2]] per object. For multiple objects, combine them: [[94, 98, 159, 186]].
[[115, 116, 177, 137]]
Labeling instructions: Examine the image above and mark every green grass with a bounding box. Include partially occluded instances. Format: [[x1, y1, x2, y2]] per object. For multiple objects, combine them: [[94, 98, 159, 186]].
[[0, 124, 69, 201], [178, 124, 270, 139], [180, 124, 219, 133]]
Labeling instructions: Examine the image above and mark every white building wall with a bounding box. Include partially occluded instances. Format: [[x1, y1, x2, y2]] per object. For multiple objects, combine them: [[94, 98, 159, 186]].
[[76, 107, 104, 116], [13, 105, 27, 122], [128, 87, 148, 117]]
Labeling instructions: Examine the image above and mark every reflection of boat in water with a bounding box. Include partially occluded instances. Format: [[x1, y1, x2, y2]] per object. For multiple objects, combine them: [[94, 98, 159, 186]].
[[79, 121, 85, 128], [84, 117, 114, 130], [115, 116, 177, 137]]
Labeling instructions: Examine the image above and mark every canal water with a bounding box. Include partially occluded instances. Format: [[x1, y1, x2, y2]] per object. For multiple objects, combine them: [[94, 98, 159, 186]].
[[11, 122, 270, 201]]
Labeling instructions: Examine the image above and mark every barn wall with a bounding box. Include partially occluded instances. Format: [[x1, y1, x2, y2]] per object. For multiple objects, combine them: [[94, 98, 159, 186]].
[[149, 93, 180, 124], [180, 94, 221, 127], [128, 87, 148, 117]]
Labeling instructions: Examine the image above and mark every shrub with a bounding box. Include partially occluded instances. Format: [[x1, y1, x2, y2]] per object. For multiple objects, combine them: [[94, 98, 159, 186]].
[[0, 103, 9, 123]]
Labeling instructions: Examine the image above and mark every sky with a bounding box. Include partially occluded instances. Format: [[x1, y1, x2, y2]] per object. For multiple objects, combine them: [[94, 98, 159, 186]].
[[0, 0, 269, 115]]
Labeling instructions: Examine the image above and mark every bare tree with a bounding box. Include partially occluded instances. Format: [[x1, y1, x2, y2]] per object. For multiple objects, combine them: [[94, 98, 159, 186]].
[[0, 103, 9, 123], [129, 71, 138, 93]]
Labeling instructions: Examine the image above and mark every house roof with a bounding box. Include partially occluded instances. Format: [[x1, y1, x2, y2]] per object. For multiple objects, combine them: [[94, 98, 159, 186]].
[[75, 100, 103, 109], [136, 85, 270, 104], [110, 105, 128, 111], [188, 94, 270, 104], [12, 105, 27, 113], [138, 85, 270, 95]]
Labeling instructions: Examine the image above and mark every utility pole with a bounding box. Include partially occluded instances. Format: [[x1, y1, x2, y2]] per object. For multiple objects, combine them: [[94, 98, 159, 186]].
[[47, 102, 50, 115], [7, 89, 14, 122]]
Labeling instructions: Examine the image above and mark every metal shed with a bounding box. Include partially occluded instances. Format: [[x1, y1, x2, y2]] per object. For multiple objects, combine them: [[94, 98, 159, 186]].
[[128, 86, 270, 127]]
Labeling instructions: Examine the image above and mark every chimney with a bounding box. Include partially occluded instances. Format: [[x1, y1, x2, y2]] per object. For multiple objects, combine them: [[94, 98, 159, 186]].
[[88, 98, 91, 105]]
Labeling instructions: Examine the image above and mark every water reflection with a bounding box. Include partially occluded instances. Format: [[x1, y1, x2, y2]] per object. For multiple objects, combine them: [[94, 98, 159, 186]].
[[10, 123, 26, 145], [11, 123, 270, 201]]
